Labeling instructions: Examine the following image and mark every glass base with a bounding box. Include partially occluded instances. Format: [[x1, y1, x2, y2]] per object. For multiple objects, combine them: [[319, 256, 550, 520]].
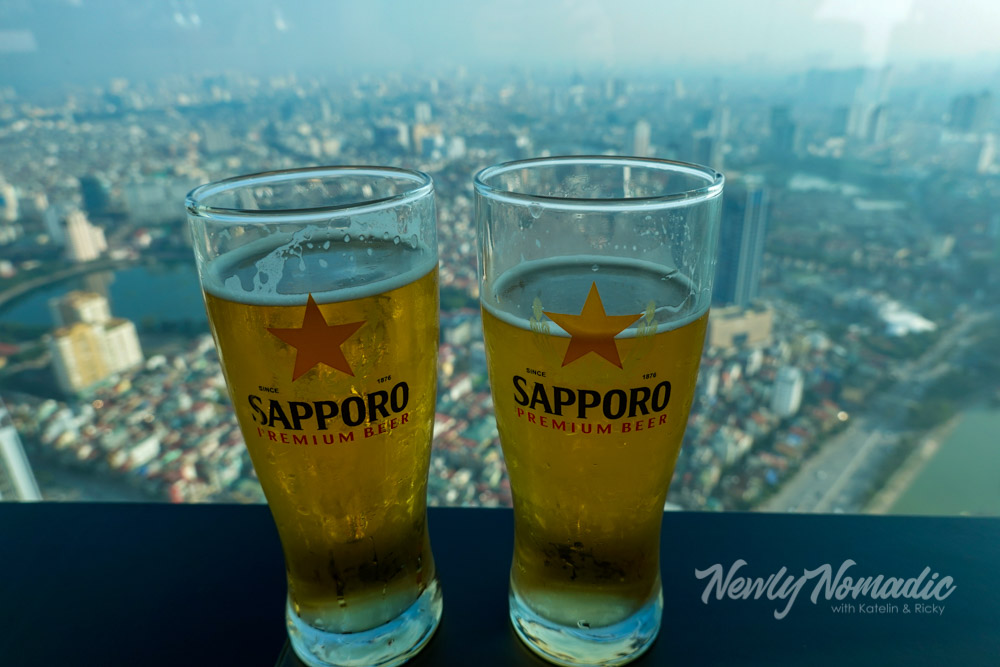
[[509, 584, 662, 667], [286, 579, 442, 667]]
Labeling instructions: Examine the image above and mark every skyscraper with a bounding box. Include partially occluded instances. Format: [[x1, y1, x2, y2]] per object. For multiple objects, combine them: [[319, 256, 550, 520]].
[[771, 366, 804, 418], [950, 91, 992, 133], [632, 120, 651, 157], [713, 177, 769, 308], [769, 106, 796, 155], [47, 292, 143, 394], [49, 290, 112, 327], [0, 398, 42, 501], [65, 209, 107, 262]]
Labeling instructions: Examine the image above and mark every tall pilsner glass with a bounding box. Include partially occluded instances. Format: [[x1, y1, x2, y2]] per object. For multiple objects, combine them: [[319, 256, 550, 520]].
[[475, 157, 723, 666], [187, 167, 442, 667]]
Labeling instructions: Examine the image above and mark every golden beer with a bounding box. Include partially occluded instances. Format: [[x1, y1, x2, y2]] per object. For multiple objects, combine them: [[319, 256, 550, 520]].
[[189, 166, 442, 667], [482, 258, 708, 628], [476, 155, 722, 666], [201, 246, 439, 633]]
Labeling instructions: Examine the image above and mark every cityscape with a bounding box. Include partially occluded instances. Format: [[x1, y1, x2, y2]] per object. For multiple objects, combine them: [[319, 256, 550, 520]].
[[1, 49, 999, 514]]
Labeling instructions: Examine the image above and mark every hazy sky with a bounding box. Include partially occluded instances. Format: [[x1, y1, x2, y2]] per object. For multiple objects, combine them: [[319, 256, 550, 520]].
[[1, 0, 999, 90]]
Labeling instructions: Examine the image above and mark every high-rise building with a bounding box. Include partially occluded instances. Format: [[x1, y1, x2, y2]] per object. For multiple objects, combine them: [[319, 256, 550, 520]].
[[49, 290, 112, 327], [772, 366, 804, 418], [65, 209, 107, 262], [414, 101, 432, 124], [79, 175, 111, 219], [713, 177, 769, 308], [47, 292, 143, 394], [867, 104, 889, 144], [632, 120, 651, 158], [769, 106, 796, 155], [0, 179, 18, 222], [0, 398, 42, 501], [950, 91, 992, 133], [692, 131, 723, 170]]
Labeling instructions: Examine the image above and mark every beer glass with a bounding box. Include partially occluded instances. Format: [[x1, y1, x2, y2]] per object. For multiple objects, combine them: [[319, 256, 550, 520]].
[[187, 167, 442, 667], [475, 157, 722, 666]]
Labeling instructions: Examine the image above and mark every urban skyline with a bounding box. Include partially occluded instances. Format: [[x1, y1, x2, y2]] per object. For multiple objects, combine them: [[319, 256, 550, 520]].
[[0, 49, 998, 513]]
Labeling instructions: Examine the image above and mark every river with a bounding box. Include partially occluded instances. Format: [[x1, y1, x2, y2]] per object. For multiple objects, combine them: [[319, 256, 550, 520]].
[[890, 407, 1000, 516]]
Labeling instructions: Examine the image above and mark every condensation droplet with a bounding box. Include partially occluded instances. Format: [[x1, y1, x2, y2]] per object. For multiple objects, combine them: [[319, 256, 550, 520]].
[[528, 203, 542, 219], [318, 259, 328, 268], [306, 242, 314, 249], [535, 239, 541, 248], [359, 234, 366, 242], [382, 231, 390, 240], [591, 264, 599, 272], [393, 236, 400, 245], [323, 241, 330, 249], [343, 234, 351, 242], [366, 248, 373, 256]]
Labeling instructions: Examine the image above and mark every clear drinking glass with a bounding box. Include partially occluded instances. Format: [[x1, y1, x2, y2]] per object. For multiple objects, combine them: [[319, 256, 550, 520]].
[[475, 156, 723, 666], [187, 167, 442, 667]]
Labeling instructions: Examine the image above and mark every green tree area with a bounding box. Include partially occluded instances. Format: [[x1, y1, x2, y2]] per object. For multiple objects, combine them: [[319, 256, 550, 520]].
[[865, 329, 940, 361], [907, 316, 1000, 429]]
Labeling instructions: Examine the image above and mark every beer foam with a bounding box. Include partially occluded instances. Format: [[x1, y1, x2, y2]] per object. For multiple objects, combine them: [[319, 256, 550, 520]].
[[482, 256, 709, 338], [201, 231, 437, 305]]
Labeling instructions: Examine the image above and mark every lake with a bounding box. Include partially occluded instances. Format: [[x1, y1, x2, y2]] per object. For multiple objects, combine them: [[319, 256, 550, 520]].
[[0, 262, 207, 329]]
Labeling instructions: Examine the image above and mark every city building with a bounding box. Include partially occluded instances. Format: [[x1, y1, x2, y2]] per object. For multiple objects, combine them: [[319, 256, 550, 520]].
[[769, 106, 796, 155], [713, 176, 769, 308], [0, 178, 18, 222], [0, 399, 42, 500], [771, 366, 804, 418], [79, 175, 111, 219], [707, 304, 774, 350], [47, 292, 143, 394], [65, 209, 107, 262], [632, 120, 651, 157], [949, 91, 992, 133], [49, 290, 112, 327]]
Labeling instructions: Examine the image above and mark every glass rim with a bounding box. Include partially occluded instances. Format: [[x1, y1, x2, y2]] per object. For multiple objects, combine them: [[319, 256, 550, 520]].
[[185, 165, 433, 224], [473, 155, 724, 212]]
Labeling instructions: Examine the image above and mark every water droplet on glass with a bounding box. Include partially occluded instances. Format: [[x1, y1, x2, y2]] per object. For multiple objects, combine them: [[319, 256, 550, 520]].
[[306, 242, 313, 248], [323, 241, 330, 249], [535, 239, 541, 248], [318, 259, 328, 268], [343, 234, 351, 243], [359, 234, 366, 242], [366, 248, 373, 256], [393, 236, 400, 245], [382, 231, 390, 240], [591, 264, 599, 272], [528, 203, 542, 219]]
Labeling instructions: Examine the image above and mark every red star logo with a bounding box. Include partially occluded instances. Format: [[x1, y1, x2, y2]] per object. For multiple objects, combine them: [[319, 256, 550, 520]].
[[544, 283, 643, 369], [267, 295, 365, 381]]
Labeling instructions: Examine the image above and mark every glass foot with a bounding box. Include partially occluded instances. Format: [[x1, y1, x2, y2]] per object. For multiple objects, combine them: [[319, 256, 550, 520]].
[[287, 579, 442, 667], [509, 584, 662, 667]]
